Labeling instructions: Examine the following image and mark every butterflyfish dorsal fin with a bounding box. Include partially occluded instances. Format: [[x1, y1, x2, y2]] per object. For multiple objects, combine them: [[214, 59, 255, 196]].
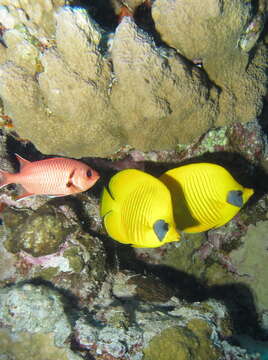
[[15, 153, 31, 170], [227, 190, 243, 208]]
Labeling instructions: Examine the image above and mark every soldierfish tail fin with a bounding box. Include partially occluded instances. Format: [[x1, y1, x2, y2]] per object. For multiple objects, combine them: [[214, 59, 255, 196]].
[[0, 169, 11, 189]]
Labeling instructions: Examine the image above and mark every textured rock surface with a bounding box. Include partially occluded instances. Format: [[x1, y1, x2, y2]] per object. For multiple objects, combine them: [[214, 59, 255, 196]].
[[143, 322, 221, 360], [0, 201, 107, 303], [0, 330, 83, 360], [3, 204, 72, 256], [0, 1, 266, 157], [0, 283, 72, 346], [230, 221, 268, 314], [152, 0, 267, 127]]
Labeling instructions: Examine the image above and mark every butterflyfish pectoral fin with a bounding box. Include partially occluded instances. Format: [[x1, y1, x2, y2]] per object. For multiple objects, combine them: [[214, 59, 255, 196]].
[[227, 190, 243, 207], [15, 153, 31, 170]]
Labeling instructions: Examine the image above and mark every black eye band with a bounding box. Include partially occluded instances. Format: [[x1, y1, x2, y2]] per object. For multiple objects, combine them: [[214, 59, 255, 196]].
[[87, 169, 92, 177], [153, 219, 169, 241]]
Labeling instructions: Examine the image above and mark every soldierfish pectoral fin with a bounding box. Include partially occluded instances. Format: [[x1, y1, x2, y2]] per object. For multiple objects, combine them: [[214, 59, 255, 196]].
[[227, 190, 243, 207], [15, 154, 31, 170], [66, 169, 76, 189]]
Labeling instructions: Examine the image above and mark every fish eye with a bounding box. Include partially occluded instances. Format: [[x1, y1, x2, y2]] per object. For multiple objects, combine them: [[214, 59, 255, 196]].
[[87, 169, 92, 177]]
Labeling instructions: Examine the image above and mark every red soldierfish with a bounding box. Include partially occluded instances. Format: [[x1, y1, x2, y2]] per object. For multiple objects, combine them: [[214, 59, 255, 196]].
[[0, 154, 100, 200]]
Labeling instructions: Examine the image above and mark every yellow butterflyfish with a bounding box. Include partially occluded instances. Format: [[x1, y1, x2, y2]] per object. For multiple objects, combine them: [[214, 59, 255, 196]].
[[160, 163, 254, 233], [100, 169, 180, 247]]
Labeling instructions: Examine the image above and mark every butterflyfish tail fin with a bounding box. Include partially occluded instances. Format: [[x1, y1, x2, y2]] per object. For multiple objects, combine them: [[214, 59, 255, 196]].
[[0, 169, 12, 189]]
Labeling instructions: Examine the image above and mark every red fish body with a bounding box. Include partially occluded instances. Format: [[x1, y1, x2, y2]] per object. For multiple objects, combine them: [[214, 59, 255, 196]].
[[0, 154, 100, 200]]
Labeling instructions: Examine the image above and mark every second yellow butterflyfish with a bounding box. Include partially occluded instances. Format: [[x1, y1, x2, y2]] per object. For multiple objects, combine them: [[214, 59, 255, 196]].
[[100, 169, 180, 247], [160, 163, 254, 233]]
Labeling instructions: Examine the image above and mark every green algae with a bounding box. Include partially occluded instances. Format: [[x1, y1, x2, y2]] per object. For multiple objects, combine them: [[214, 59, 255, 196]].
[[162, 233, 207, 278], [63, 246, 84, 273], [35, 267, 59, 281]]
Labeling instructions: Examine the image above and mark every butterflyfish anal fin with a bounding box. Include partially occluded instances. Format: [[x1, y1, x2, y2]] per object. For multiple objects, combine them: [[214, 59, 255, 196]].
[[227, 190, 243, 208]]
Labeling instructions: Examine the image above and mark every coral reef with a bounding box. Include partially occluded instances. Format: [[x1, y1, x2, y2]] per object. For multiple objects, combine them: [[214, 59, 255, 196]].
[[0, 0, 266, 156], [0, 283, 72, 346], [230, 221, 268, 315], [0, 279, 262, 360], [0, 0, 268, 358], [152, 0, 267, 127], [0, 201, 107, 304]]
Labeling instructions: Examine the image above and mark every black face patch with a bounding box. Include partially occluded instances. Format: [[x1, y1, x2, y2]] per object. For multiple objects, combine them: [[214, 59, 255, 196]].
[[153, 219, 169, 241], [227, 190, 243, 207]]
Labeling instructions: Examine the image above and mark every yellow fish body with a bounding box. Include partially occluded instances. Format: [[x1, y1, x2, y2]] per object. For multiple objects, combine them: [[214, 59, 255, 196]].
[[100, 169, 180, 247], [160, 163, 254, 233]]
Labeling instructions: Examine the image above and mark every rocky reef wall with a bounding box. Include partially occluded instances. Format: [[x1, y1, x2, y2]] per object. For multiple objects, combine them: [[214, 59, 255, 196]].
[[0, 0, 267, 157]]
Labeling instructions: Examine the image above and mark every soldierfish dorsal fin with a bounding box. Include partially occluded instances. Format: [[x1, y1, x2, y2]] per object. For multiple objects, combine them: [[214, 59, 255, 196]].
[[15, 154, 31, 170]]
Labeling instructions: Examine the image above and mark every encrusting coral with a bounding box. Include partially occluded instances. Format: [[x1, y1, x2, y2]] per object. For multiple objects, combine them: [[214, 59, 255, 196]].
[[0, 0, 266, 157]]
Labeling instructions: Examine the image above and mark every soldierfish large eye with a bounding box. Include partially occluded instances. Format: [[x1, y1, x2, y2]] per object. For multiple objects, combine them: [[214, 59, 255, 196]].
[[87, 169, 92, 177], [153, 219, 169, 241]]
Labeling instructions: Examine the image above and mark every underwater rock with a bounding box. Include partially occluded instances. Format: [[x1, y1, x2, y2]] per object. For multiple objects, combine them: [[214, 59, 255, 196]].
[[152, 0, 267, 127], [0, 0, 68, 38], [143, 322, 221, 360], [152, 0, 250, 61], [0, 274, 259, 359], [0, 202, 107, 304], [1, 3, 265, 157], [0, 283, 72, 346], [73, 296, 256, 360], [2, 204, 72, 257], [112, 270, 174, 303], [230, 221, 268, 316], [0, 330, 83, 360], [110, 16, 219, 147]]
